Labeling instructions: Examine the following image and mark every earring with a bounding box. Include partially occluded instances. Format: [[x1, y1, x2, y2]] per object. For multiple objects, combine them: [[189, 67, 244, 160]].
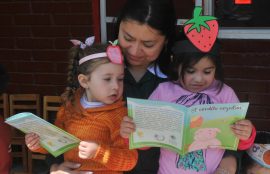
[[170, 55, 174, 62]]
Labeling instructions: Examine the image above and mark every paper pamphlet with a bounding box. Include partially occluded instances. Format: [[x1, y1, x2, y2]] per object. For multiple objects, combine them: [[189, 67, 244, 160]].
[[5, 112, 80, 157], [127, 97, 249, 155]]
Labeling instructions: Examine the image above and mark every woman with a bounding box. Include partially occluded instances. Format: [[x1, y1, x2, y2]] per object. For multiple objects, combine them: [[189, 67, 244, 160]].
[[114, 0, 176, 173], [49, 0, 176, 173]]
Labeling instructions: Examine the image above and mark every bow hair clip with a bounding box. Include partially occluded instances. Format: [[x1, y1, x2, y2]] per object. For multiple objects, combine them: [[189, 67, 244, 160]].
[[70, 36, 95, 49], [107, 39, 123, 64]]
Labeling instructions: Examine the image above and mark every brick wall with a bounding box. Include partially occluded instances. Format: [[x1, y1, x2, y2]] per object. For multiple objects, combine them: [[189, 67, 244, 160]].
[[0, 1, 269, 131], [221, 39, 270, 131], [0, 0, 94, 95]]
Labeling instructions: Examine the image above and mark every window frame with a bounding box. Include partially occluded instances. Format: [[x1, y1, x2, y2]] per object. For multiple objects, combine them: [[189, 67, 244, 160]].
[[100, 0, 270, 42], [203, 0, 270, 39]]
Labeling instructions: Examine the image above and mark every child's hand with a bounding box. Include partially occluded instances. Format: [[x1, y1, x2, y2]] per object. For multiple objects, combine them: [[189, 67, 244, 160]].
[[25, 132, 41, 151], [78, 141, 99, 159], [120, 116, 136, 138], [231, 119, 253, 141]]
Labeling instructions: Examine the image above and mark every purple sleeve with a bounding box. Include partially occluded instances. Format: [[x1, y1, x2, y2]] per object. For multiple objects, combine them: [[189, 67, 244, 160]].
[[221, 85, 240, 103]]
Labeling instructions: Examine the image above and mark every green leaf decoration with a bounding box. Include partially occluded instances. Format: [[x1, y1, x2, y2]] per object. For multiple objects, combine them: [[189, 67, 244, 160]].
[[113, 39, 119, 45], [109, 39, 119, 46], [184, 6, 217, 33]]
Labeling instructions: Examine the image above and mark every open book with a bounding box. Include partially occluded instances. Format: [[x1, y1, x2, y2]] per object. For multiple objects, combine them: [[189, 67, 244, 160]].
[[127, 97, 249, 155], [5, 112, 80, 157]]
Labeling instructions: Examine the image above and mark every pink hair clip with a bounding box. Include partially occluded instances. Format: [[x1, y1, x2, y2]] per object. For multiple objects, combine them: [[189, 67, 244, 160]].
[[76, 38, 123, 65]]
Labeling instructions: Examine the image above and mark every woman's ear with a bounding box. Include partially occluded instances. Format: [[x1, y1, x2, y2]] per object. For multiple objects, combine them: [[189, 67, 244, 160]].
[[78, 74, 89, 89]]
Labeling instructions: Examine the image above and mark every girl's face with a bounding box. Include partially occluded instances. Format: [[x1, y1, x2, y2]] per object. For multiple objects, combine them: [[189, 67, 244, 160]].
[[79, 62, 124, 104], [118, 20, 166, 69], [180, 57, 216, 93]]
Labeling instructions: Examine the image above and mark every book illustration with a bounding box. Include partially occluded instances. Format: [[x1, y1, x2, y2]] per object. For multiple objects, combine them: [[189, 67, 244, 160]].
[[127, 97, 249, 155], [190, 115, 203, 128], [188, 127, 221, 152], [5, 112, 80, 157], [185, 113, 243, 152]]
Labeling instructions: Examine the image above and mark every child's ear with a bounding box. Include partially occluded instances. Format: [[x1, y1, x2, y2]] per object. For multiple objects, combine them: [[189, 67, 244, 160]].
[[78, 74, 89, 89]]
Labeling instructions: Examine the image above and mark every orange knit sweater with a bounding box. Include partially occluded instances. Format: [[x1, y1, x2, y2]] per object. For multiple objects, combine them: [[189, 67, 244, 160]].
[[35, 90, 138, 173]]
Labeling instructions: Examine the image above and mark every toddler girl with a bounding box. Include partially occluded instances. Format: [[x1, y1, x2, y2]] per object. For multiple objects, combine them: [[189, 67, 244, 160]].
[[25, 37, 138, 173], [241, 131, 270, 174], [120, 39, 256, 173], [152, 39, 256, 174]]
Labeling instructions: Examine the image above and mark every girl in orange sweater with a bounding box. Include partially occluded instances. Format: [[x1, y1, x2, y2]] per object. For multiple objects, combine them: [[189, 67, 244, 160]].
[[25, 37, 138, 173]]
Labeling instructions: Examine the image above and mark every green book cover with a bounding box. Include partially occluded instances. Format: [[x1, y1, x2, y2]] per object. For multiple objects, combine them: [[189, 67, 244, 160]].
[[5, 112, 80, 157], [127, 97, 249, 155]]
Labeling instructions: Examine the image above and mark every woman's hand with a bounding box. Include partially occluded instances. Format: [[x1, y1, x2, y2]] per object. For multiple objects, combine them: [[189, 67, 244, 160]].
[[231, 119, 253, 141], [50, 161, 93, 174], [25, 132, 41, 151], [120, 116, 136, 138], [78, 141, 99, 159]]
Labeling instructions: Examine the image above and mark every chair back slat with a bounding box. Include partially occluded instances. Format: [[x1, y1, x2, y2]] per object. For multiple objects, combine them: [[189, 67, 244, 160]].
[[43, 95, 61, 122], [9, 94, 40, 116]]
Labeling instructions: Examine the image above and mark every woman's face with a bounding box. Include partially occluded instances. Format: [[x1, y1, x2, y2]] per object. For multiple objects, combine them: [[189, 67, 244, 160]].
[[118, 20, 166, 68]]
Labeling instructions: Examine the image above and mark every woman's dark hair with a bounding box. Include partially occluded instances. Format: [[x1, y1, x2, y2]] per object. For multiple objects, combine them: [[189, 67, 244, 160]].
[[241, 131, 270, 174], [62, 44, 109, 106], [114, 0, 176, 74], [168, 39, 224, 92]]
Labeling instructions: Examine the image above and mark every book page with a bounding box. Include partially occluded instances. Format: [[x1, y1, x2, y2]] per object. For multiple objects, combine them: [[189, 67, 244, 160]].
[[185, 102, 249, 153], [5, 112, 80, 157], [127, 98, 186, 153]]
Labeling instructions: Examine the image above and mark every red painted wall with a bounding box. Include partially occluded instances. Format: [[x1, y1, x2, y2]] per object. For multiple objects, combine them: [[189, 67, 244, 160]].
[[0, 0, 269, 130]]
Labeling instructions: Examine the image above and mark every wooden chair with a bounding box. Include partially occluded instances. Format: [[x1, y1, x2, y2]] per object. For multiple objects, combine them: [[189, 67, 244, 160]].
[[27, 95, 61, 173], [0, 93, 9, 119], [42, 95, 61, 122], [9, 94, 41, 173]]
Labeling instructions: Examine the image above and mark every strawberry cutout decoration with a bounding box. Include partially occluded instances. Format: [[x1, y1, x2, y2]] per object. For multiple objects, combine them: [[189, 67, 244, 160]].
[[184, 7, 219, 52], [107, 39, 123, 64]]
